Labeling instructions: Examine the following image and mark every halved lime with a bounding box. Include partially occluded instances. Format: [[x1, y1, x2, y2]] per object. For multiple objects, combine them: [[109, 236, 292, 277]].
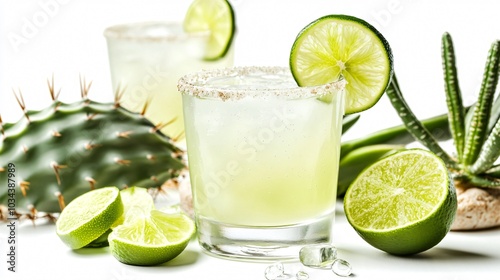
[[109, 209, 195, 266], [183, 0, 235, 60], [111, 186, 155, 228], [344, 149, 457, 255], [290, 15, 393, 114], [56, 187, 123, 249]]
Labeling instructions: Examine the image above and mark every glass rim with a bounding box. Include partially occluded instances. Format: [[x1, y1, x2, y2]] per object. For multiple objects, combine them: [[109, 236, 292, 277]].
[[177, 66, 346, 101], [103, 21, 209, 42]]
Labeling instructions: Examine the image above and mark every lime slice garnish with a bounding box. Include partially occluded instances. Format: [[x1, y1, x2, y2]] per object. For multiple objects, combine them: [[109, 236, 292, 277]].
[[56, 187, 123, 249], [183, 0, 235, 60], [290, 14, 393, 114], [109, 209, 196, 266], [111, 186, 155, 228], [344, 149, 457, 255]]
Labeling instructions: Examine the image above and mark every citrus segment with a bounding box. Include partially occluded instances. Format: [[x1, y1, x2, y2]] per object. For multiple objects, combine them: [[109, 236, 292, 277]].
[[344, 149, 457, 255], [290, 15, 393, 114], [183, 0, 235, 60], [150, 210, 196, 242], [56, 187, 123, 249], [111, 186, 154, 228]]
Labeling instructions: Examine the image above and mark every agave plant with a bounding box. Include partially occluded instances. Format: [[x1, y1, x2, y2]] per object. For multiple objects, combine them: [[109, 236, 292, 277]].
[[386, 32, 500, 230]]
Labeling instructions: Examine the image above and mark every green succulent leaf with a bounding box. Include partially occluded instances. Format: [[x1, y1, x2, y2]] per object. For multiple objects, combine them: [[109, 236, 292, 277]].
[[463, 40, 500, 166], [488, 94, 500, 134], [455, 173, 500, 188], [470, 118, 500, 173], [442, 32, 466, 161], [486, 164, 500, 176], [385, 74, 458, 170], [340, 111, 453, 158], [463, 99, 500, 138], [342, 114, 360, 134], [466, 95, 500, 140]]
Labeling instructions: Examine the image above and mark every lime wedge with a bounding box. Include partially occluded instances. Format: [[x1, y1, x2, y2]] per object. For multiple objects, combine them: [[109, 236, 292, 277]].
[[109, 209, 195, 266], [56, 187, 123, 249], [290, 15, 393, 114], [183, 0, 235, 60], [111, 186, 155, 228], [344, 149, 457, 255]]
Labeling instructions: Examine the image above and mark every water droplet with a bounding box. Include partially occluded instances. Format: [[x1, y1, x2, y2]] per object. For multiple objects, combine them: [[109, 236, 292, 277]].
[[296, 270, 309, 280], [299, 244, 337, 269], [264, 262, 284, 280], [332, 258, 352, 277]]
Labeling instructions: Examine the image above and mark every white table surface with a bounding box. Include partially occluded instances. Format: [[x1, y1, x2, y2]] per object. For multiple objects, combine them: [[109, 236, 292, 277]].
[[2, 0, 500, 279], [1, 200, 499, 280]]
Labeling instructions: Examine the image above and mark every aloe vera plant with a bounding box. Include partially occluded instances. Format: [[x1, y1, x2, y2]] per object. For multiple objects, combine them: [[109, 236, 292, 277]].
[[386, 32, 500, 230]]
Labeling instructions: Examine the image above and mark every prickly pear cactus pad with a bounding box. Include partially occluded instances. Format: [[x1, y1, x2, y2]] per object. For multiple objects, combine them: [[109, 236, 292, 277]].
[[0, 80, 185, 220]]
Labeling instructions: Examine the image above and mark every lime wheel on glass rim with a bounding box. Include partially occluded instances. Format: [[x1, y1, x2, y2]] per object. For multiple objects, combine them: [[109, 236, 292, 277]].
[[290, 14, 393, 114], [183, 0, 235, 60]]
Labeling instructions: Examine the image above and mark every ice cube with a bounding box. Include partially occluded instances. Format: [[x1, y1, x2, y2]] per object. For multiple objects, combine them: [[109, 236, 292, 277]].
[[296, 270, 309, 280], [332, 258, 352, 277], [299, 244, 338, 269], [264, 262, 284, 280]]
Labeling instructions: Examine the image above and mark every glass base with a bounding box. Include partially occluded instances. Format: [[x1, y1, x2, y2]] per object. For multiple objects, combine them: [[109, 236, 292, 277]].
[[196, 212, 334, 261]]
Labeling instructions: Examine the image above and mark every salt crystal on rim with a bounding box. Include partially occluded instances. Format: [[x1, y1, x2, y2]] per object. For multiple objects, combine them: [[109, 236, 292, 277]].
[[177, 66, 346, 101]]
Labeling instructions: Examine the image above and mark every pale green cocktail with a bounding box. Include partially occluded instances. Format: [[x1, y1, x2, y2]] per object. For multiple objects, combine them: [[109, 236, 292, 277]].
[[178, 66, 346, 260], [104, 22, 234, 140]]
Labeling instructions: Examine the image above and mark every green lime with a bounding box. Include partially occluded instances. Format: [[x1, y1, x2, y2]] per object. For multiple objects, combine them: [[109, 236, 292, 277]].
[[344, 149, 457, 255], [109, 209, 196, 266], [111, 186, 155, 228], [56, 187, 123, 249], [183, 0, 235, 60], [289, 15, 393, 114]]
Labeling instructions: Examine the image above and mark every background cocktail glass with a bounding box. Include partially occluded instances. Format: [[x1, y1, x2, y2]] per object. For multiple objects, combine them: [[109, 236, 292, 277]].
[[178, 66, 346, 260], [104, 21, 234, 141]]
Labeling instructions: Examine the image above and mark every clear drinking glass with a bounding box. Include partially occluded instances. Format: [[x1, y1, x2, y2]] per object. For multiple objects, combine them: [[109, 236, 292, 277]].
[[104, 22, 234, 140], [178, 66, 346, 260]]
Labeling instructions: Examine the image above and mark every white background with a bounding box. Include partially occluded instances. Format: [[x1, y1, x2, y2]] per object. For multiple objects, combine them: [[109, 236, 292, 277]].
[[1, 1, 500, 280]]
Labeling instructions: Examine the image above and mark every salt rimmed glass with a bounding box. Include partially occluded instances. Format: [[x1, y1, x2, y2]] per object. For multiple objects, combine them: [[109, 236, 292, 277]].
[[104, 21, 234, 141], [178, 66, 346, 260]]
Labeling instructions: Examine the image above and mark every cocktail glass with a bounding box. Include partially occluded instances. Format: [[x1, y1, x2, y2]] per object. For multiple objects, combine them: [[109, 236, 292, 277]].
[[104, 21, 234, 141], [178, 66, 346, 260]]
